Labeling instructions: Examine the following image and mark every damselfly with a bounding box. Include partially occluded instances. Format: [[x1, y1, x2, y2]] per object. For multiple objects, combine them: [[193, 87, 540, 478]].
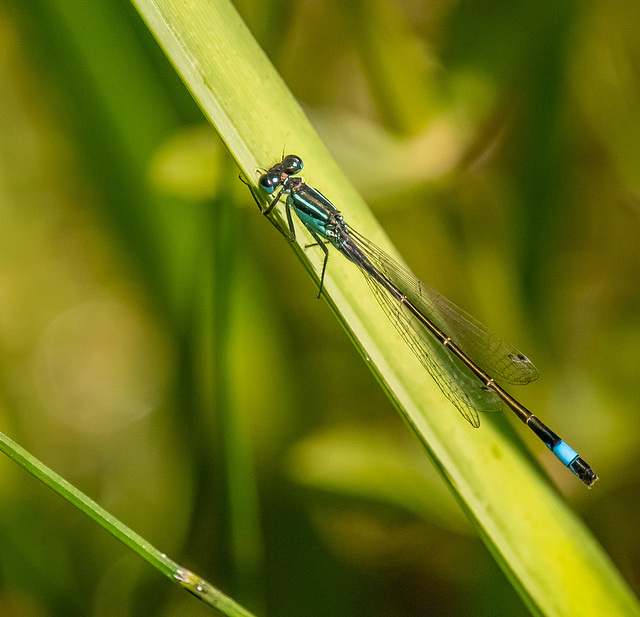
[[246, 155, 598, 487]]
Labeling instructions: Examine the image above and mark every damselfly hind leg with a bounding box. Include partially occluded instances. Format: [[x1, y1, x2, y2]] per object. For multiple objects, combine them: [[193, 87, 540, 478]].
[[304, 230, 330, 298]]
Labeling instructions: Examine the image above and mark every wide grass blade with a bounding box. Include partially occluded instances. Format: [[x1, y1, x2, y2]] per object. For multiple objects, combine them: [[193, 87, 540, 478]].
[[127, 1, 640, 616]]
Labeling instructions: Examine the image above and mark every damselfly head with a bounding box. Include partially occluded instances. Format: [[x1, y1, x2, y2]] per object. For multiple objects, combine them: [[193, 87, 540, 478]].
[[258, 172, 281, 194], [259, 155, 303, 194]]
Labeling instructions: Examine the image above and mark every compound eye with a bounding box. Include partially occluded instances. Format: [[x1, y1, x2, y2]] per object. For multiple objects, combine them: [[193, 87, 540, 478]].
[[259, 172, 280, 194], [281, 155, 303, 175]]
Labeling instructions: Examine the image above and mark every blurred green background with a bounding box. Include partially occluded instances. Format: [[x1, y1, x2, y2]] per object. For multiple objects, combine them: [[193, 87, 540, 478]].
[[1, 0, 639, 616]]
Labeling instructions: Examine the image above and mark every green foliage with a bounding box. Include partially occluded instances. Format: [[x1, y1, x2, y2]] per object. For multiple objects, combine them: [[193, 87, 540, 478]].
[[0, 0, 639, 616]]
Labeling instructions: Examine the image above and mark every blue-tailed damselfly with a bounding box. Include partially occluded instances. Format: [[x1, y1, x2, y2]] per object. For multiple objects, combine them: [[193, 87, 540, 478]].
[[246, 155, 598, 487]]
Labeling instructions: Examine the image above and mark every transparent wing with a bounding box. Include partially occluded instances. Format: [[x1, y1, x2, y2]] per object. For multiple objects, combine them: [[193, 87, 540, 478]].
[[363, 271, 503, 425], [348, 228, 539, 386]]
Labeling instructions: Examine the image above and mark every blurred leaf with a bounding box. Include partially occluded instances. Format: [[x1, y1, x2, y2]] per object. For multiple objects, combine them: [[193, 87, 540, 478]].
[[288, 426, 469, 533]]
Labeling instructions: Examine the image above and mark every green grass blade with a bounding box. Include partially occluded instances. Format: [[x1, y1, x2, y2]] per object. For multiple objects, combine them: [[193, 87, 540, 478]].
[[0, 430, 255, 617], [129, 1, 640, 616]]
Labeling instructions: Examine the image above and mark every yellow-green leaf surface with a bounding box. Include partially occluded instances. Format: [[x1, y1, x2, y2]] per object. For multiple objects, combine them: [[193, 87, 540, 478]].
[[130, 1, 639, 616]]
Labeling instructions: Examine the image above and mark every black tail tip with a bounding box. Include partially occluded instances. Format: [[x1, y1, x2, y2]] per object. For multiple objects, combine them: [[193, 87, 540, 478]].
[[570, 457, 599, 487]]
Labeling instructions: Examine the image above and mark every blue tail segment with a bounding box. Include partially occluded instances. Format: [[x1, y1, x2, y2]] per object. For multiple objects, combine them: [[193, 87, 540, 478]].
[[551, 440, 579, 467], [527, 415, 597, 486]]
